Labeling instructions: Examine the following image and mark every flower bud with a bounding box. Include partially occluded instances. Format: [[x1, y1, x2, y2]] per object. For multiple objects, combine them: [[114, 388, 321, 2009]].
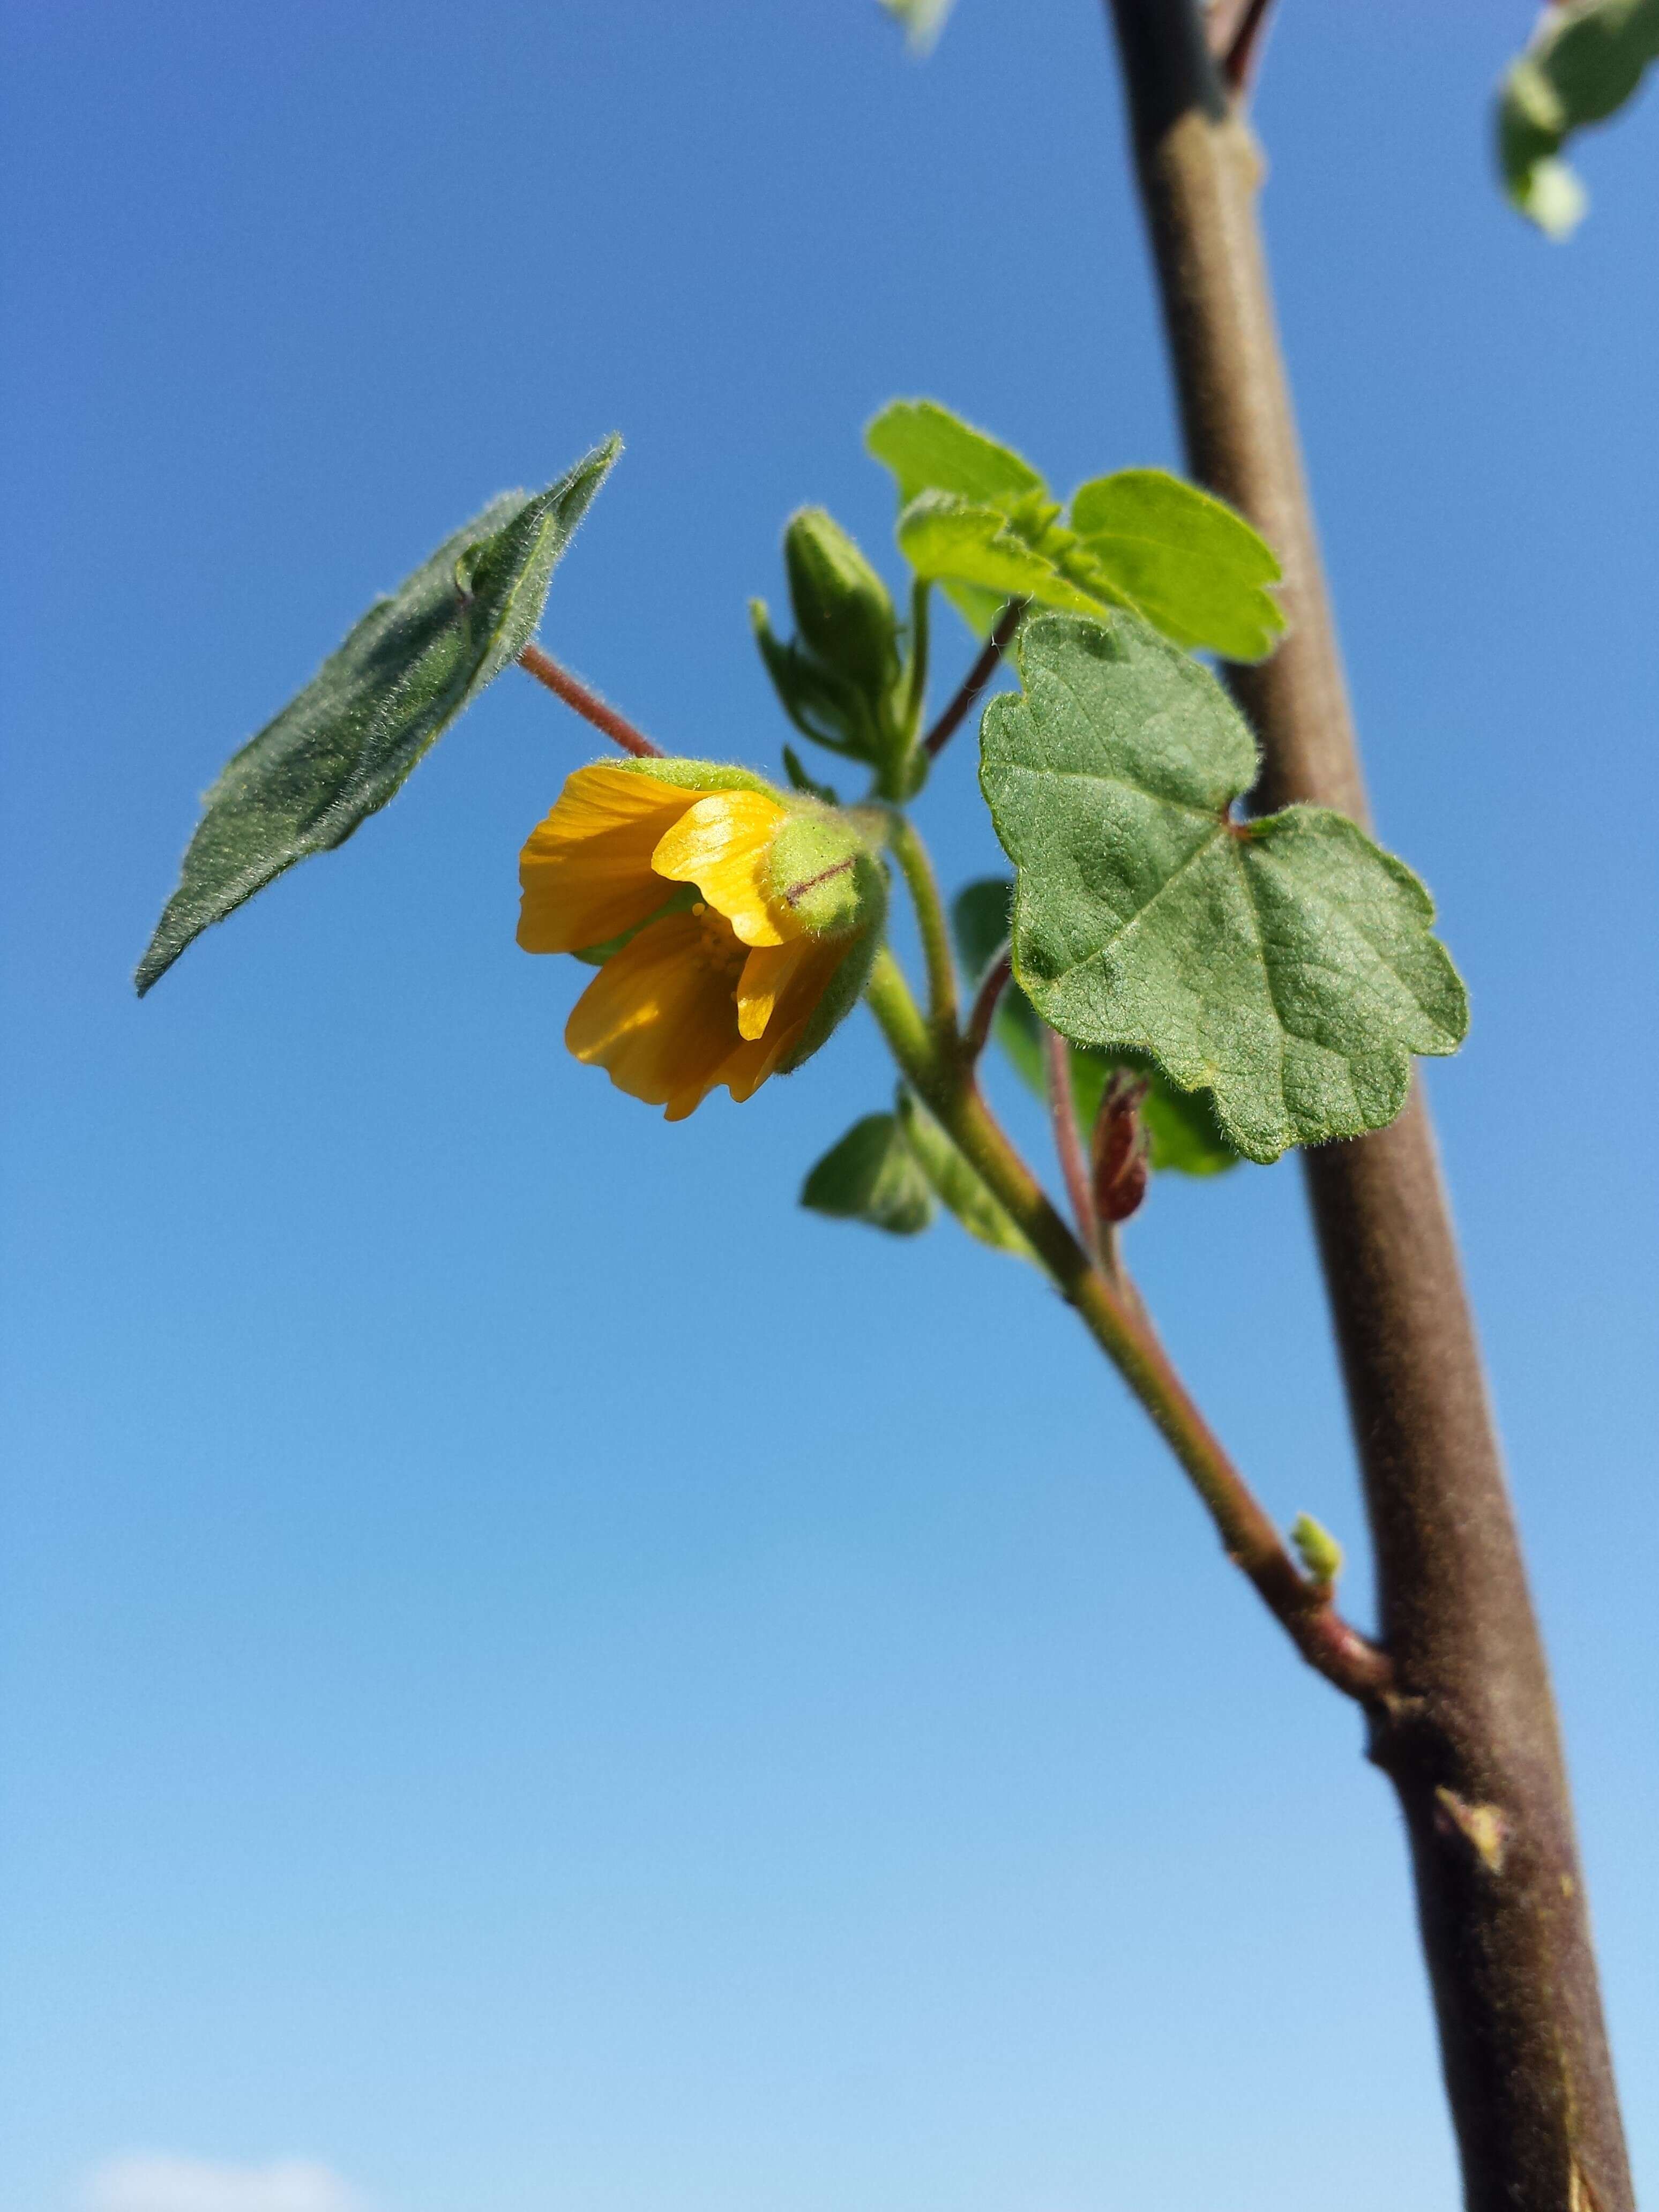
[[1091, 1069, 1150, 1224], [783, 507, 902, 707], [1291, 1513, 1344, 1588]]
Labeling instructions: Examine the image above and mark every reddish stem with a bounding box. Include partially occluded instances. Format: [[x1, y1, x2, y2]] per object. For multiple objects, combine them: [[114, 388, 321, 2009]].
[[963, 946, 1013, 1062], [517, 642, 663, 758], [923, 598, 1027, 759], [1043, 1023, 1099, 1263]]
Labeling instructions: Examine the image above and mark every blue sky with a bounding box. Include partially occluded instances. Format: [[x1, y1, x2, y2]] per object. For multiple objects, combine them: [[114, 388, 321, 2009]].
[[2, 3, 1655, 2208]]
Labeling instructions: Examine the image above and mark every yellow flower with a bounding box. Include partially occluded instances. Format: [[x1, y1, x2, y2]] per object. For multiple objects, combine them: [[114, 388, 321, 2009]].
[[518, 763, 878, 1120]]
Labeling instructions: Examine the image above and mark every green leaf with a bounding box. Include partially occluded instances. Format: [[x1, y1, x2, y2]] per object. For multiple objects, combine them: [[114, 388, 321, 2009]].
[[1068, 470, 1284, 662], [951, 876, 1013, 982], [980, 614, 1468, 1165], [879, 0, 959, 54], [1291, 1512, 1344, 1586], [1138, 1072, 1239, 1177], [866, 399, 1046, 512], [951, 877, 1238, 1176], [1498, 0, 1659, 235], [896, 495, 1116, 622], [801, 1114, 935, 1235], [895, 1091, 1033, 1259], [751, 600, 877, 758], [136, 442, 619, 995]]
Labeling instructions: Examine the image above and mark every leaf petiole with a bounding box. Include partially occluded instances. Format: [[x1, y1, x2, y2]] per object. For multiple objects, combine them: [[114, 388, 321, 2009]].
[[518, 641, 663, 758], [921, 595, 1026, 759]]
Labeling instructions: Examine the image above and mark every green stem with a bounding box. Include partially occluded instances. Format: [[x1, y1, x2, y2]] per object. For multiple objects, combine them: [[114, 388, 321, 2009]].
[[902, 576, 931, 743], [865, 945, 1389, 1703], [922, 596, 1027, 760], [885, 812, 958, 1034]]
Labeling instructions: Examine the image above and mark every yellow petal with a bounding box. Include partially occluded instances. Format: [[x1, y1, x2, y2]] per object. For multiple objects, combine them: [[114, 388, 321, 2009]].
[[518, 764, 692, 954], [719, 937, 848, 1100], [735, 939, 814, 1042], [565, 909, 746, 1114], [650, 790, 794, 947]]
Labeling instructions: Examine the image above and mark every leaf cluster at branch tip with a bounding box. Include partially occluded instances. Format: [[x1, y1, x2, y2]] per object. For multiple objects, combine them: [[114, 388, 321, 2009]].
[[866, 398, 1286, 662]]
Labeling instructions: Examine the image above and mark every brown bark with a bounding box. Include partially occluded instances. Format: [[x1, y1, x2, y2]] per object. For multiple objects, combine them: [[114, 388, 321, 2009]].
[[1101, 6, 1632, 2206]]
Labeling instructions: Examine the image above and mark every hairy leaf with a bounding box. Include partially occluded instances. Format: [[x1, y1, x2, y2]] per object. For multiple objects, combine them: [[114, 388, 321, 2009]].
[[896, 494, 1115, 621], [980, 615, 1467, 1164], [951, 877, 1237, 1176], [871, 401, 1282, 657], [1068, 470, 1284, 662], [801, 1114, 935, 1235], [867, 399, 1045, 512], [1498, 0, 1659, 235], [751, 600, 877, 757], [136, 440, 619, 995]]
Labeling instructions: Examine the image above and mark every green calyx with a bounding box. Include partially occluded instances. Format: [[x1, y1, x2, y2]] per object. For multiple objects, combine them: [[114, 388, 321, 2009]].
[[766, 810, 885, 940], [778, 916, 885, 1077], [771, 812, 889, 1075], [613, 756, 783, 798]]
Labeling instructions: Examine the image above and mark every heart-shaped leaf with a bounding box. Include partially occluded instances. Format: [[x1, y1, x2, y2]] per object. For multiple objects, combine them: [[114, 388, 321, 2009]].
[[980, 613, 1468, 1164], [951, 876, 1238, 1177], [136, 438, 619, 995]]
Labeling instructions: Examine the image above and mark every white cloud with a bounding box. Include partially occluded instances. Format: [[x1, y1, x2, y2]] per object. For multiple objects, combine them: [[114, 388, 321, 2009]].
[[81, 2154, 367, 2212]]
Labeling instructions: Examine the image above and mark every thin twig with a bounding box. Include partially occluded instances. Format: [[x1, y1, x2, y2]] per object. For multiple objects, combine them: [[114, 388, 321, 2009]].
[[864, 949, 1392, 1705], [922, 597, 1027, 759], [518, 642, 663, 758], [963, 944, 1013, 1062], [1043, 1022, 1099, 1265]]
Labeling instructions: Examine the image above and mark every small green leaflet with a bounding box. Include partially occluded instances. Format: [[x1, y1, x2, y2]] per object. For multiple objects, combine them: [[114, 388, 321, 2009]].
[[896, 495, 1110, 623], [879, 0, 959, 55], [866, 399, 1284, 661], [1498, 0, 1659, 236], [866, 400, 1051, 638], [1069, 472, 1286, 663], [895, 1089, 1033, 1257], [801, 1112, 934, 1235], [866, 399, 1045, 510], [800, 1092, 1030, 1256], [135, 438, 619, 995], [980, 614, 1468, 1165], [951, 878, 1237, 1178]]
